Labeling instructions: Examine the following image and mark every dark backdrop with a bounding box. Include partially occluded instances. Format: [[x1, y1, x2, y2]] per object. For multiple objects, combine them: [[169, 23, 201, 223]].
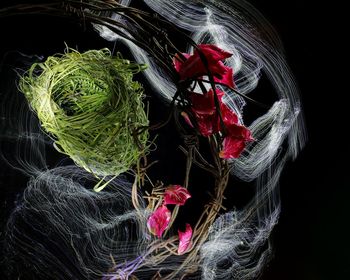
[[0, 1, 348, 279]]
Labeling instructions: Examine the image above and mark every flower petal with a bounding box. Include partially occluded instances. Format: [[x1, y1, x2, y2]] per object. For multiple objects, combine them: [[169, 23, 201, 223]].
[[175, 44, 235, 89], [147, 205, 171, 238], [219, 124, 253, 159], [188, 89, 225, 136], [173, 53, 191, 72], [190, 89, 224, 115], [195, 114, 221, 136], [196, 44, 233, 62], [213, 65, 235, 89], [220, 102, 239, 126], [219, 137, 246, 159], [178, 54, 203, 80], [178, 223, 193, 255], [164, 185, 191, 206]]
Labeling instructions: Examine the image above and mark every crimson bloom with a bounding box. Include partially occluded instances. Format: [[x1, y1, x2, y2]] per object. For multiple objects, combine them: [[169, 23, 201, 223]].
[[174, 44, 235, 89], [183, 88, 240, 137], [176, 44, 252, 158], [178, 223, 193, 255], [183, 88, 253, 158], [183, 88, 224, 136], [164, 185, 191, 206], [147, 205, 171, 238]]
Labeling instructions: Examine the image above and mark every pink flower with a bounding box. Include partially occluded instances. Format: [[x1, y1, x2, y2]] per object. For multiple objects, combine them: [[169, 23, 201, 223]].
[[174, 44, 235, 89], [219, 123, 254, 159], [147, 205, 171, 238], [164, 185, 191, 206], [178, 224, 193, 255]]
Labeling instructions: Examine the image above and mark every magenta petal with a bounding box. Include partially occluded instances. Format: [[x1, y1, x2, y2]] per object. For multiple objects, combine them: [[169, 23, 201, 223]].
[[196, 114, 220, 137], [173, 53, 191, 72], [190, 89, 224, 115], [219, 124, 253, 159], [177, 45, 233, 81], [147, 205, 171, 238], [164, 185, 191, 206], [196, 44, 233, 62], [189, 89, 224, 136], [174, 44, 235, 88], [190, 93, 215, 115], [214, 65, 235, 89], [208, 60, 228, 76], [178, 224, 193, 255], [220, 137, 246, 159], [178, 55, 203, 80], [220, 102, 239, 126]]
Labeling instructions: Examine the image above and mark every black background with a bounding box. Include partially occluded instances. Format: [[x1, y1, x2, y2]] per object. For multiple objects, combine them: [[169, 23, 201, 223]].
[[0, 1, 348, 279]]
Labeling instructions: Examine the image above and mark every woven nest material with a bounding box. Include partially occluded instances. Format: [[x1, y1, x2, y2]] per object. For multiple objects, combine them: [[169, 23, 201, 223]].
[[19, 48, 149, 178]]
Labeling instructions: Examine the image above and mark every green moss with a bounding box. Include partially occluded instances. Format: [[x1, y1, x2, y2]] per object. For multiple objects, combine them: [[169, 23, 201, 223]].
[[19, 48, 149, 180]]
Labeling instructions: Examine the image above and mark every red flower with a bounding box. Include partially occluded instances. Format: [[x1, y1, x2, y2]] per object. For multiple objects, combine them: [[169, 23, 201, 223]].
[[183, 88, 241, 137], [219, 100, 239, 126], [182, 88, 253, 158], [190, 88, 224, 115], [218, 97, 253, 159], [164, 185, 191, 206], [178, 223, 193, 255], [219, 124, 253, 159], [147, 205, 171, 238], [174, 44, 235, 89], [182, 89, 224, 136]]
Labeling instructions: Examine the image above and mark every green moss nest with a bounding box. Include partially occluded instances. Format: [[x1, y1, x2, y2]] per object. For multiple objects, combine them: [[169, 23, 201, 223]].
[[19, 48, 149, 177]]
